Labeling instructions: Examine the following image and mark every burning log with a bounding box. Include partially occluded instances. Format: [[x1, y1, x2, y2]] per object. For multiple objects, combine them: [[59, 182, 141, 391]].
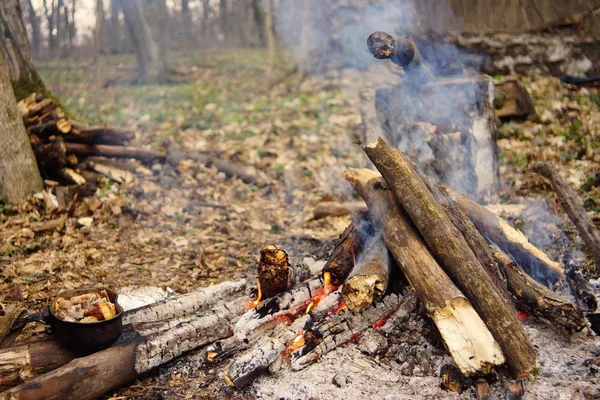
[[291, 292, 413, 371], [201, 336, 248, 365], [531, 162, 600, 277], [362, 138, 537, 378], [65, 143, 167, 164], [492, 249, 586, 331], [341, 234, 390, 311], [346, 168, 505, 376], [225, 314, 310, 389], [446, 188, 566, 287], [367, 31, 434, 82], [257, 245, 294, 298], [322, 210, 372, 286]]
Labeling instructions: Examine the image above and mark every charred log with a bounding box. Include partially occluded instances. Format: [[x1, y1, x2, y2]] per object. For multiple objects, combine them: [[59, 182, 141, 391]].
[[258, 245, 294, 298]]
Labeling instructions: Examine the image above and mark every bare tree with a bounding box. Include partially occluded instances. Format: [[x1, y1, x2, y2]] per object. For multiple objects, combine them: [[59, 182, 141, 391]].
[[109, 0, 121, 54], [251, 0, 265, 46], [42, 0, 57, 56], [181, 0, 192, 42], [263, 0, 275, 70], [219, 0, 228, 38], [202, 0, 211, 37], [117, 0, 167, 84], [22, 0, 42, 59], [0, 50, 43, 203], [0, 0, 48, 100]]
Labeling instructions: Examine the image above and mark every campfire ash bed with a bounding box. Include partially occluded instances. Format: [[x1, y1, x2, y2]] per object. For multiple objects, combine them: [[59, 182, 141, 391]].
[[2, 33, 600, 400]]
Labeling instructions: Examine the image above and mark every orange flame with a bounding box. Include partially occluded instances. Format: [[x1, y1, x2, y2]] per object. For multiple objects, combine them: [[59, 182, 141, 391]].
[[332, 301, 347, 314], [323, 271, 332, 295], [305, 272, 334, 315], [246, 279, 263, 310], [283, 331, 306, 356]]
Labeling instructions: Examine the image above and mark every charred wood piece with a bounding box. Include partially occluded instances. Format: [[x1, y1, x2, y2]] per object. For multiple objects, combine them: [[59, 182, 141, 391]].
[[258, 245, 294, 298], [342, 234, 390, 311], [367, 31, 434, 82]]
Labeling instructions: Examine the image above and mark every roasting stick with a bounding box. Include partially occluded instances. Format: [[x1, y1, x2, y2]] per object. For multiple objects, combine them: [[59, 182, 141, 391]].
[[346, 168, 504, 376], [363, 138, 537, 378]]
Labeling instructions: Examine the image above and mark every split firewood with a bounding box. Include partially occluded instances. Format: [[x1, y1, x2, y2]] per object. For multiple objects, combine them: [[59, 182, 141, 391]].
[[492, 249, 585, 331], [531, 162, 600, 277], [362, 137, 537, 378], [91, 162, 135, 184], [446, 188, 566, 287], [64, 143, 167, 163], [323, 210, 372, 286], [312, 201, 367, 220], [346, 168, 505, 376], [341, 234, 390, 311], [23, 98, 57, 119], [54, 168, 86, 185], [28, 118, 73, 138], [257, 245, 294, 298]]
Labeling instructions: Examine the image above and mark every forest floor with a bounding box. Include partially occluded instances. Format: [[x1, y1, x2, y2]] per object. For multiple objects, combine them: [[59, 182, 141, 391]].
[[0, 49, 599, 399]]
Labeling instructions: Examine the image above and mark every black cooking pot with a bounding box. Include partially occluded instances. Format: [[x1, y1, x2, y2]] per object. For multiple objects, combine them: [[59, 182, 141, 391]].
[[45, 287, 124, 354]]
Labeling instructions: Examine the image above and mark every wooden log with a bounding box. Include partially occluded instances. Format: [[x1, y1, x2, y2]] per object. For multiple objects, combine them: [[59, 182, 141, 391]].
[[341, 234, 390, 311], [0, 303, 241, 399], [53, 168, 86, 185], [34, 136, 68, 170], [362, 138, 537, 378], [346, 168, 504, 376], [64, 143, 167, 163], [23, 98, 57, 119], [312, 201, 367, 220], [68, 121, 134, 145], [531, 162, 600, 277], [440, 364, 467, 392], [257, 245, 294, 298], [28, 118, 72, 138], [322, 210, 372, 286], [492, 249, 585, 331], [0, 339, 77, 391], [446, 188, 565, 287]]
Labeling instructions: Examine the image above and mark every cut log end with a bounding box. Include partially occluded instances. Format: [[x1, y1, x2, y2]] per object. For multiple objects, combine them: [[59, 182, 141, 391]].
[[342, 273, 386, 312], [433, 297, 505, 376], [257, 244, 294, 298]]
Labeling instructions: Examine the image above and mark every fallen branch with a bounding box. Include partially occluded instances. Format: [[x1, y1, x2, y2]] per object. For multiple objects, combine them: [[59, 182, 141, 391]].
[[531, 162, 600, 277], [363, 138, 537, 378], [346, 168, 504, 376], [65, 143, 167, 163]]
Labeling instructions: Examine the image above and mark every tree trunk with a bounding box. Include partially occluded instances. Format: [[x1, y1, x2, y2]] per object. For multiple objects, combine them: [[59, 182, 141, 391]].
[[181, 0, 192, 42], [202, 0, 211, 37], [0, 0, 48, 100], [251, 0, 265, 46], [220, 0, 228, 40], [117, 0, 167, 84], [109, 0, 121, 54], [263, 0, 275, 70], [0, 51, 43, 203], [24, 0, 41, 59]]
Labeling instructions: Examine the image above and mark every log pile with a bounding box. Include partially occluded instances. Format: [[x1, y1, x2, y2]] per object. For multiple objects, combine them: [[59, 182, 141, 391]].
[[17, 93, 166, 186]]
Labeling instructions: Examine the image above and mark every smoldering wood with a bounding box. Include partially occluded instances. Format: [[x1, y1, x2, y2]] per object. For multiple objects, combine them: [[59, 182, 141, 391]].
[[492, 249, 585, 331], [124, 279, 247, 325], [258, 245, 294, 298], [362, 138, 537, 378], [291, 293, 412, 371], [440, 364, 467, 393], [341, 235, 390, 312], [233, 277, 324, 343], [201, 336, 249, 365], [374, 76, 500, 201], [565, 267, 597, 312], [446, 188, 566, 287], [64, 143, 167, 163], [225, 315, 311, 389], [346, 168, 504, 376], [476, 379, 492, 400], [322, 210, 371, 286], [312, 201, 367, 220], [531, 162, 600, 277]]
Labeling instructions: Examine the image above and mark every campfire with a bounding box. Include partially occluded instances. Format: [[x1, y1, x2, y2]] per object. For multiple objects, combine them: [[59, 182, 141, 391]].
[[1, 32, 599, 400]]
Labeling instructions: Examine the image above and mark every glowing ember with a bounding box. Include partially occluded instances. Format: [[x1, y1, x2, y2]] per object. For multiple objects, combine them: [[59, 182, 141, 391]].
[[517, 310, 529, 321], [246, 279, 263, 310], [323, 271, 332, 295], [332, 301, 347, 314], [306, 301, 316, 314], [284, 331, 306, 356]]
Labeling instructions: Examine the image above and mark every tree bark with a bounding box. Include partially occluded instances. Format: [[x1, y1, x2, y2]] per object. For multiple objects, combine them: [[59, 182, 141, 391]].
[[263, 0, 275, 71], [23, 0, 41, 59], [531, 162, 600, 277], [181, 0, 192, 42], [346, 168, 504, 376], [0, 0, 48, 100], [363, 138, 537, 379], [251, 0, 265, 46], [117, 0, 167, 84], [0, 51, 43, 203], [109, 0, 121, 54]]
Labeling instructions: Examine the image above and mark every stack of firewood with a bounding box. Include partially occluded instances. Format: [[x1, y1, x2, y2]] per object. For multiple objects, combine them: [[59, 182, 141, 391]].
[[18, 93, 166, 186]]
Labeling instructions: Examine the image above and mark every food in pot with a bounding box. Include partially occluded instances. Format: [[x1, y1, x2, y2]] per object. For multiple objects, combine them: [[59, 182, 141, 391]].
[[53, 290, 117, 323]]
